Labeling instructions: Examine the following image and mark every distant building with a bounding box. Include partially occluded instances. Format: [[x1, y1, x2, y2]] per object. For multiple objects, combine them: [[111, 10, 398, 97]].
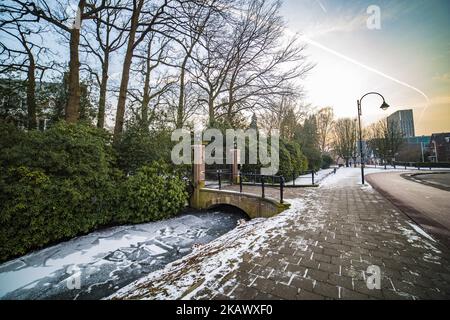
[[387, 109, 415, 138], [397, 136, 431, 162], [430, 133, 450, 163]]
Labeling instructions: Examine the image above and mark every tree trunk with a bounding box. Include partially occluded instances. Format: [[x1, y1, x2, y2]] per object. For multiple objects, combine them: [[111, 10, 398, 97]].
[[97, 54, 109, 129], [208, 95, 215, 127], [114, 0, 143, 138], [176, 58, 188, 129], [141, 42, 152, 129], [65, 1, 85, 123], [26, 57, 37, 130]]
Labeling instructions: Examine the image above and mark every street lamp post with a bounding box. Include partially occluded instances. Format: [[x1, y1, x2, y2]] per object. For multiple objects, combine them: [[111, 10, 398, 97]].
[[357, 92, 390, 185]]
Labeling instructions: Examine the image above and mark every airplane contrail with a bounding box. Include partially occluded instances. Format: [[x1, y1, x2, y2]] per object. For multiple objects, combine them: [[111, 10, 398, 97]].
[[297, 34, 430, 120], [315, 0, 327, 13]]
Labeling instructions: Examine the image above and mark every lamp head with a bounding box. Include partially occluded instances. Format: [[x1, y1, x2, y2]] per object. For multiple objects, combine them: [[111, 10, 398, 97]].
[[380, 101, 390, 111]]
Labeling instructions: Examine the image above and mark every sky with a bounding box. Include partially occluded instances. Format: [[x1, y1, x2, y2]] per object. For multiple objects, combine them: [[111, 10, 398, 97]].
[[280, 0, 450, 135]]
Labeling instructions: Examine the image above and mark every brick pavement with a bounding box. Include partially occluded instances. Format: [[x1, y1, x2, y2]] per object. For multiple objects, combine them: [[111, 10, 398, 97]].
[[112, 169, 450, 300]]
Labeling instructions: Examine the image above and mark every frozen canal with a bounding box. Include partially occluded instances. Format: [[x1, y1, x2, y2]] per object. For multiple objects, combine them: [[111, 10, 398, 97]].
[[0, 209, 248, 300]]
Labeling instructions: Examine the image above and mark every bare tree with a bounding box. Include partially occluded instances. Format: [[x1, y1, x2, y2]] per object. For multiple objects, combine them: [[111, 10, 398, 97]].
[[366, 118, 404, 167], [170, 0, 220, 128], [0, 12, 54, 129], [258, 96, 306, 138], [80, 0, 127, 128], [193, 0, 311, 128], [6, 0, 109, 123], [333, 118, 358, 167], [316, 107, 334, 153], [113, 0, 170, 138], [193, 11, 234, 127], [221, 0, 310, 126], [128, 32, 175, 128]]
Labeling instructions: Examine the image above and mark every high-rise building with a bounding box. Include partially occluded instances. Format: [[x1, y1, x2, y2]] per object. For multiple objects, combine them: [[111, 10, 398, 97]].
[[387, 109, 415, 138]]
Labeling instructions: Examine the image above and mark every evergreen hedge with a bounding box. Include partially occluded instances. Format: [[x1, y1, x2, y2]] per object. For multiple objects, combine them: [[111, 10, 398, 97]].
[[0, 121, 188, 262]]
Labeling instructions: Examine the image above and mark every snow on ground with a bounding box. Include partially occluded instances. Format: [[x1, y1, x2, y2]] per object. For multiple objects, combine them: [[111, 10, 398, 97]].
[[285, 168, 335, 186], [0, 211, 246, 300], [405, 222, 436, 243]]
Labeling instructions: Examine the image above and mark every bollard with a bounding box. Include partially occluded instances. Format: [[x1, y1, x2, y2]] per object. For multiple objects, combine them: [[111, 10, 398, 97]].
[[217, 170, 222, 190], [280, 176, 285, 204], [239, 173, 243, 193], [261, 176, 265, 198], [312, 171, 315, 185]]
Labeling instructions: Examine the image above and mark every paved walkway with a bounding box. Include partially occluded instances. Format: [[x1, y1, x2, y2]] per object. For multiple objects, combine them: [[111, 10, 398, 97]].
[[111, 168, 450, 300]]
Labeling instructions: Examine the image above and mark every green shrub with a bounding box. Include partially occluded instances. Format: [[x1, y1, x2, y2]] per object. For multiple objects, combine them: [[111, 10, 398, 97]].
[[278, 141, 293, 178], [115, 125, 173, 175], [116, 163, 188, 224], [0, 122, 120, 261], [285, 141, 308, 176], [321, 154, 333, 169], [0, 122, 188, 262]]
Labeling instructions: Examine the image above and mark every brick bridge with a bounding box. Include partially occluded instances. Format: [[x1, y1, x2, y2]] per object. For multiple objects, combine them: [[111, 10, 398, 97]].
[[189, 145, 289, 218]]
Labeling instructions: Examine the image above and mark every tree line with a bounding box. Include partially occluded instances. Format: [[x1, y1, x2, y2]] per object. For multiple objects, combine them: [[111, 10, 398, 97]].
[[1, 0, 311, 137]]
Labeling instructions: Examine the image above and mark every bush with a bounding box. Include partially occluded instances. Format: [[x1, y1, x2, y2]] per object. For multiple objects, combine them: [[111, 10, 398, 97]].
[[115, 125, 173, 175], [321, 154, 333, 169], [0, 122, 120, 261], [0, 122, 188, 262], [116, 163, 188, 224], [285, 141, 308, 176], [278, 142, 293, 178]]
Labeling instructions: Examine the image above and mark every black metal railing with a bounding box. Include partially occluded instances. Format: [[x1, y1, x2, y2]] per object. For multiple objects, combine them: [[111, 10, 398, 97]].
[[288, 170, 317, 186], [207, 170, 287, 203], [205, 169, 233, 188], [239, 172, 285, 203]]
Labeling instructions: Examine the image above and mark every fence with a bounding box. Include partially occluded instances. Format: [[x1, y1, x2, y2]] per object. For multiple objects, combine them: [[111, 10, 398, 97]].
[[210, 171, 286, 204]]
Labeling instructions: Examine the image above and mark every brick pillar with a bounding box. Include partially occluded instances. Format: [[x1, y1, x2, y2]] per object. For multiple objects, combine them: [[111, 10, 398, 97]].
[[191, 144, 205, 209], [230, 148, 241, 184], [193, 144, 205, 188]]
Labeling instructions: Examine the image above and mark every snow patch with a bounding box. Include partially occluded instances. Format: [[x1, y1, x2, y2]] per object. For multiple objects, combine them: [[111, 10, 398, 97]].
[[405, 222, 436, 243]]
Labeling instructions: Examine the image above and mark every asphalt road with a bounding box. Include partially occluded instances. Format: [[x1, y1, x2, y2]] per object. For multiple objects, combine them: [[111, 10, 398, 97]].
[[366, 171, 450, 246]]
